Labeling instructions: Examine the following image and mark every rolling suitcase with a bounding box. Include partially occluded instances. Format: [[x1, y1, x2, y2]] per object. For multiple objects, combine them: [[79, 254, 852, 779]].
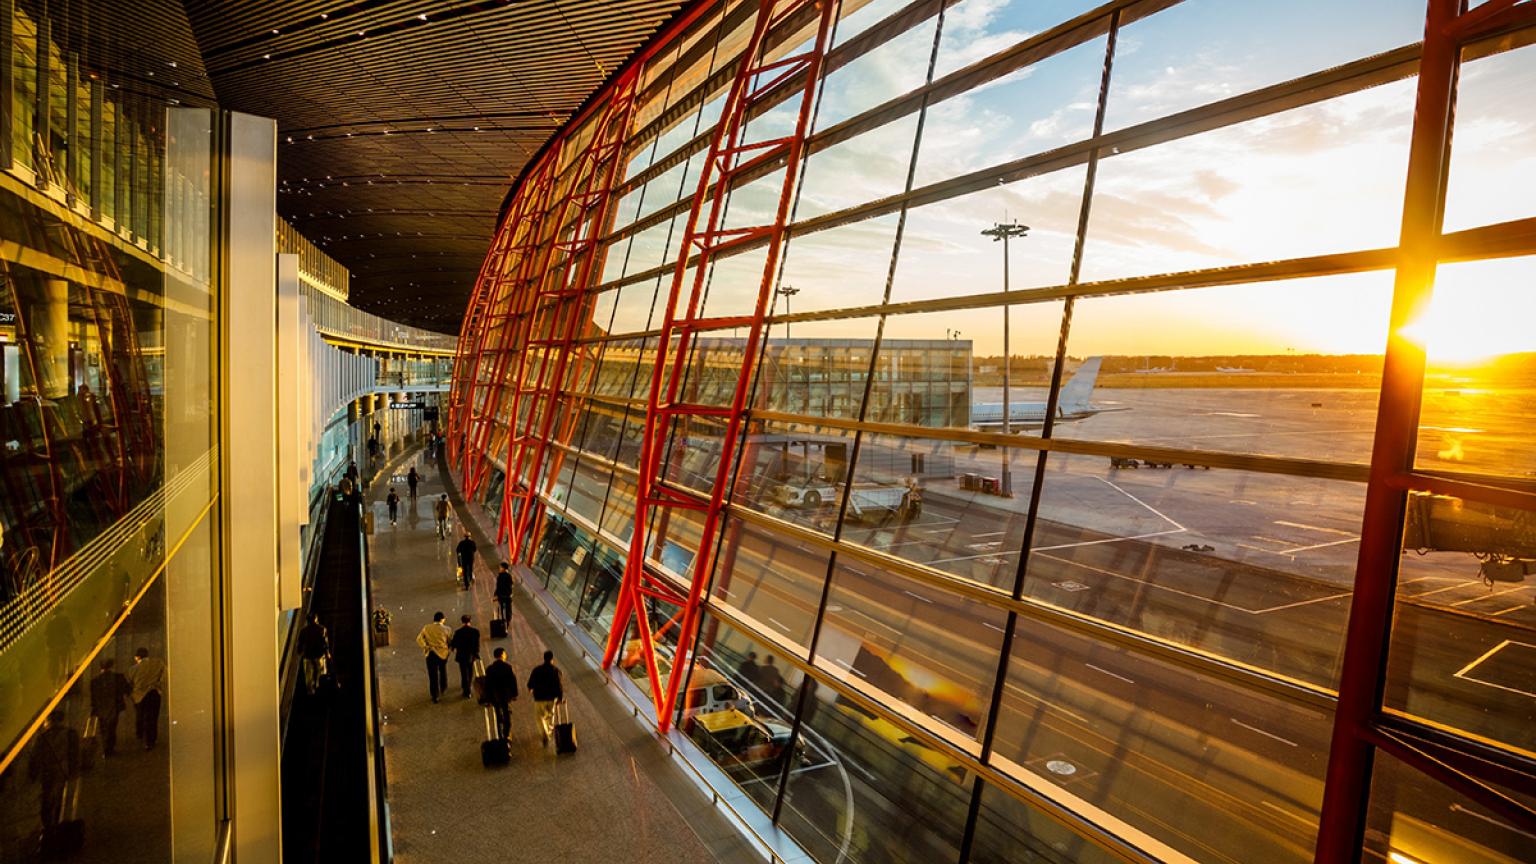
[[480, 737, 510, 768], [490, 618, 508, 639], [472, 674, 492, 706], [553, 701, 577, 754]]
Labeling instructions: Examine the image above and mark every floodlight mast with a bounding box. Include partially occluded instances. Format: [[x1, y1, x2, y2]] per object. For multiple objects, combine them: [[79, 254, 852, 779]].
[[981, 221, 1029, 496]]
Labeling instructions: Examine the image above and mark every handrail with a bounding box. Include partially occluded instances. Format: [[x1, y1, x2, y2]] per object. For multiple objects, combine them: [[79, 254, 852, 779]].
[[358, 500, 393, 863]]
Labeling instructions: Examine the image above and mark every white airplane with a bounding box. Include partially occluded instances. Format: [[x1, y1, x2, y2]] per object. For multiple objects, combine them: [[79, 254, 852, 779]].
[[971, 357, 1117, 431]]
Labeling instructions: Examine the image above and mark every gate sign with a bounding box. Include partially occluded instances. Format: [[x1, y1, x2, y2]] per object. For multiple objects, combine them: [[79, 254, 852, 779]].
[[389, 400, 426, 410]]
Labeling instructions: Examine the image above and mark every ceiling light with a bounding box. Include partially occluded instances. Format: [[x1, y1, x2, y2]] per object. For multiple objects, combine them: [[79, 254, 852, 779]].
[[320, 12, 328, 19], [418, 13, 428, 20], [263, 53, 272, 60], [271, 28, 280, 34]]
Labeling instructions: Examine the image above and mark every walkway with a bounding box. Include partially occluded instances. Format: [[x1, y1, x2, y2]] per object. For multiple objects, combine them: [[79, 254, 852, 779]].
[[368, 446, 756, 863]]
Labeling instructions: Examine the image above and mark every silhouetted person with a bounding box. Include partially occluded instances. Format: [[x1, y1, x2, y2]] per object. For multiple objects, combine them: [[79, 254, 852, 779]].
[[415, 611, 452, 703], [434, 494, 450, 539], [297, 613, 331, 695], [758, 655, 785, 706], [450, 614, 481, 699], [89, 659, 129, 756], [493, 563, 514, 624], [483, 647, 519, 740], [372, 420, 381, 441], [736, 651, 761, 692], [386, 488, 400, 525], [526, 650, 564, 746], [28, 711, 78, 829], [129, 648, 165, 750], [456, 531, 477, 588], [407, 467, 420, 500]]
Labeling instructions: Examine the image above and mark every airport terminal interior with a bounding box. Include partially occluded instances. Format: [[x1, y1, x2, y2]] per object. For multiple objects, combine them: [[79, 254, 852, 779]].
[[1, 0, 1534, 862]]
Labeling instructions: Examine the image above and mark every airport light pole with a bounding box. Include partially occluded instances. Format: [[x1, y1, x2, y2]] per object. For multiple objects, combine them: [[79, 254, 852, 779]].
[[777, 284, 799, 339], [981, 220, 1028, 497]]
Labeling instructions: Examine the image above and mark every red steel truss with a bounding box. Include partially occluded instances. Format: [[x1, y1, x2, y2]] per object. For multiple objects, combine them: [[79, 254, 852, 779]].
[[597, 0, 837, 732], [457, 159, 560, 501], [500, 69, 642, 554]]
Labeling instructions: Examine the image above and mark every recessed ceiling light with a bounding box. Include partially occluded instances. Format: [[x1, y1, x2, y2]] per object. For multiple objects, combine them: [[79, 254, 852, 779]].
[[271, 28, 280, 34]]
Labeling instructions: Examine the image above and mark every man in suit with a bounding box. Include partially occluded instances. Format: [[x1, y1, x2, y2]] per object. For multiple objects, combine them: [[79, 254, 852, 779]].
[[526, 650, 564, 746], [449, 614, 481, 699], [455, 531, 478, 588], [415, 611, 452, 702], [483, 647, 519, 740], [493, 562, 514, 625], [89, 659, 129, 756]]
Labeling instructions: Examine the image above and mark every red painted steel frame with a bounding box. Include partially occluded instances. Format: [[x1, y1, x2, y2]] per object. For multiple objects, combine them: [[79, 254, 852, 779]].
[[502, 72, 642, 556], [1316, 0, 1536, 859], [599, 0, 838, 733]]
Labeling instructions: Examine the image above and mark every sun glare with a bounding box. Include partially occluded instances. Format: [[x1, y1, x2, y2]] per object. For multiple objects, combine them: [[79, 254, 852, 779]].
[[1402, 258, 1536, 365]]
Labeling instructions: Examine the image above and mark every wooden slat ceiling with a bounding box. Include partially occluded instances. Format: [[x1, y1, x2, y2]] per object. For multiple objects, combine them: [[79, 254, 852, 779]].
[[184, 0, 687, 333]]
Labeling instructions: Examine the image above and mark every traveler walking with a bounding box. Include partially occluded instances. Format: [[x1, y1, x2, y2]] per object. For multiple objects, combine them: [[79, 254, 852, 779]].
[[434, 494, 450, 539], [297, 613, 331, 695], [129, 648, 166, 750], [28, 711, 79, 830], [526, 650, 564, 746], [450, 614, 482, 699], [493, 562, 514, 625], [415, 611, 452, 703], [483, 647, 519, 740], [386, 488, 400, 526], [407, 467, 420, 500], [455, 531, 477, 588], [88, 660, 129, 757]]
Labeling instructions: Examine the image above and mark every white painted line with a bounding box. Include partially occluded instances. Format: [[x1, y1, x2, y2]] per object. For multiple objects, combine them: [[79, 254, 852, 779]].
[[967, 541, 1003, 550], [767, 617, 791, 632], [1490, 603, 1531, 617], [1085, 663, 1135, 685], [983, 621, 1006, 633], [1252, 590, 1353, 614], [971, 531, 1006, 539], [1029, 527, 1185, 554], [1259, 799, 1314, 828], [1454, 640, 1509, 678], [927, 548, 1023, 565], [1414, 579, 1485, 599], [1035, 552, 1260, 614], [903, 589, 934, 604], [1450, 804, 1536, 841], [1281, 537, 1360, 554], [1230, 717, 1298, 748], [1274, 520, 1357, 537], [1094, 476, 1186, 531], [1450, 585, 1527, 607]]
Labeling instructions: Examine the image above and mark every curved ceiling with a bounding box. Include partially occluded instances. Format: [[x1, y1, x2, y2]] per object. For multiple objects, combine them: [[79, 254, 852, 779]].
[[185, 0, 687, 333]]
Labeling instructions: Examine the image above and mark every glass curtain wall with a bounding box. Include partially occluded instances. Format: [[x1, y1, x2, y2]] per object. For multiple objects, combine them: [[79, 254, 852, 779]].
[[451, 1, 1536, 862], [0, 1, 224, 861]]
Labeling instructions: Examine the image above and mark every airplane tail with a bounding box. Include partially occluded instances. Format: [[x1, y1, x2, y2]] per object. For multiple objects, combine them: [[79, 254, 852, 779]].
[[1058, 356, 1102, 413]]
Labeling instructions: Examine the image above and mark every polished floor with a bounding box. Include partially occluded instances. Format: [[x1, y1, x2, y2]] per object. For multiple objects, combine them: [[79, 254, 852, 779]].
[[367, 444, 754, 863]]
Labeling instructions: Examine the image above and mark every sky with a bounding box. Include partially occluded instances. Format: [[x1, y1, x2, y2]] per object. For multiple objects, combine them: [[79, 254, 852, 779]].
[[598, 0, 1536, 362]]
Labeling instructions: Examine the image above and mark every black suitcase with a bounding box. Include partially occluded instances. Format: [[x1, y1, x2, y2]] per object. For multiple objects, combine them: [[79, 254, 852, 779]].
[[553, 702, 577, 754], [490, 618, 507, 639], [481, 737, 510, 767]]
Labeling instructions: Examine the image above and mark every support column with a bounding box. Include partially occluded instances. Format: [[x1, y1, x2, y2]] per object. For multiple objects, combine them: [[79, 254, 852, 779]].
[[220, 111, 280, 864]]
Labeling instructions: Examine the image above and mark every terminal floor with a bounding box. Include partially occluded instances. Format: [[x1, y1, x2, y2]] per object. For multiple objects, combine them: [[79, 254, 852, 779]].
[[368, 448, 752, 864]]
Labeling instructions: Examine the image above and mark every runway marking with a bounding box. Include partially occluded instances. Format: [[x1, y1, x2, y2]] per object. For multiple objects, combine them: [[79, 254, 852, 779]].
[[1138, 426, 1364, 444], [1282, 537, 1360, 554], [1085, 663, 1135, 685], [1230, 718, 1298, 747], [967, 541, 1003, 550], [1259, 799, 1314, 829], [903, 589, 934, 604], [971, 530, 1007, 539], [1274, 520, 1357, 537], [1028, 528, 1186, 555], [767, 617, 791, 632], [1453, 640, 1536, 700], [1450, 585, 1526, 607], [927, 548, 1023, 565], [1251, 590, 1353, 614], [1450, 804, 1536, 842], [1454, 640, 1508, 678], [1094, 476, 1186, 531], [1038, 552, 1348, 616], [983, 621, 1006, 633], [1490, 603, 1531, 617], [1413, 579, 1485, 599]]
